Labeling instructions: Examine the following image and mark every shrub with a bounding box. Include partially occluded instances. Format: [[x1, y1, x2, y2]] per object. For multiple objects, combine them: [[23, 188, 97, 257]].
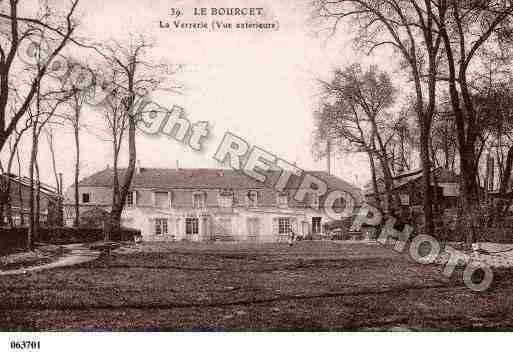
[[0, 228, 27, 254]]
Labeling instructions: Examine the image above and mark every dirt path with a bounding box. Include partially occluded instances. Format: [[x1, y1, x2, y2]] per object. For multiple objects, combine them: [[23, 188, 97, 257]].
[[0, 243, 101, 276]]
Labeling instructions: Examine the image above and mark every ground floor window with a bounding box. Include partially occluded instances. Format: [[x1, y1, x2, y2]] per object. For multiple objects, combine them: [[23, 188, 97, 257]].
[[219, 218, 232, 235], [278, 217, 291, 235], [312, 217, 322, 234], [186, 217, 199, 234], [155, 218, 168, 236], [248, 218, 260, 237]]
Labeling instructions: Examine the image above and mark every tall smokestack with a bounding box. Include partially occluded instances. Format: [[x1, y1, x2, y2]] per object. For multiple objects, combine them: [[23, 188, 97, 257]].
[[58, 173, 63, 195]]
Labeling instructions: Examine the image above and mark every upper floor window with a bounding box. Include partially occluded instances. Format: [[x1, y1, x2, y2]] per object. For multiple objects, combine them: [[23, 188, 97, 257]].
[[277, 192, 288, 207], [126, 191, 135, 207], [247, 190, 258, 207], [154, 191, 170, 208], [82, 193, 90, 203], [193, 192, 206, 208], [218, 189, 233, 208]]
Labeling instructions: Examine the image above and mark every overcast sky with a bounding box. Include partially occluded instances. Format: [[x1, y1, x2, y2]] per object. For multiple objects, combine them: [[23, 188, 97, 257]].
[[6, 0, 401, 190]]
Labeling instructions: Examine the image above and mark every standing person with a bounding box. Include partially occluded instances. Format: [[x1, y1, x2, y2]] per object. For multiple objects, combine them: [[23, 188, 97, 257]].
[[288, 228, 295, 247]]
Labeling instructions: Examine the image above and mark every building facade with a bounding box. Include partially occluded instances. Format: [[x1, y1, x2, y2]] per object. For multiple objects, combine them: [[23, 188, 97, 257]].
[[364, 167, 460, 211], [0, 173, 61, 227], [65, 167, 362, 242]]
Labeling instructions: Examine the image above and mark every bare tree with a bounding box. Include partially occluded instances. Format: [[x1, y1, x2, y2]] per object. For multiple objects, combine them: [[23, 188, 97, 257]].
[[437, 0, 513, 242], [44, 125, 63, 226], [62, 85, 86, 227], [26, 83, 70, 249], [314, 64, 398, 210], [103, 72, 128, 232], [0, 0, 79, 152], [96, 35, 172, 239], [313, 0, 443, 234]]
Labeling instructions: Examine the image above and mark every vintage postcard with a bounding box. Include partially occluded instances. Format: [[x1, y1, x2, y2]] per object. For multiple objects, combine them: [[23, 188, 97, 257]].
[[1, 0, 513, 356]]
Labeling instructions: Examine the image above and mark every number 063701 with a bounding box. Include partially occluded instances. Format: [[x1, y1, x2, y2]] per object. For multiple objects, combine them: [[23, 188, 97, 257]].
[[10, 341, 41, 350]]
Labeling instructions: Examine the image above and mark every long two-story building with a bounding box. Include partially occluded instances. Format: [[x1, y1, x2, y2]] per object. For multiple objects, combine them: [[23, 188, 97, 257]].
[[65, 167, 362, 242]]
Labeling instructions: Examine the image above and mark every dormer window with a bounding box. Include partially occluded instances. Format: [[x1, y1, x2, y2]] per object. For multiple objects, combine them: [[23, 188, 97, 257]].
[[219, 190, 233, 208], [193, 192, 206, 208], [247, 190, 258, 207], [277, 192, 288, 207]]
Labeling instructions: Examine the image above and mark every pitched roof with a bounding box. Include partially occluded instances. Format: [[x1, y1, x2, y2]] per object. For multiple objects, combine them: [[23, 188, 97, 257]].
[[77, 168, 363, 201], [364, 167, 459, 195], [0, 173, 60, 198]]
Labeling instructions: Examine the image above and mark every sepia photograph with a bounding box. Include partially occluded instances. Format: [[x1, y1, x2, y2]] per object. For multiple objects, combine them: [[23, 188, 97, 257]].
[[1, 0, 513, 356]]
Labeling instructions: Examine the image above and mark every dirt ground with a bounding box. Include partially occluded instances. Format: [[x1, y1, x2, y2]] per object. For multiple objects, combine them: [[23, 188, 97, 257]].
[[1, 241, 512, 331]]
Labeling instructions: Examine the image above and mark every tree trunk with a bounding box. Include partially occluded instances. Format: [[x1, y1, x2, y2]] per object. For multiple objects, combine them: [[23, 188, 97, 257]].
[[16, 149, 24, 227], [35, 160, 41, 233], [368, 151, 382, 210], [460, 144, 480, 244], [497, 144, 513, 218], [73, 123, 80, 227], [419, 123, 434, 235], [28, 127, 37, 251]]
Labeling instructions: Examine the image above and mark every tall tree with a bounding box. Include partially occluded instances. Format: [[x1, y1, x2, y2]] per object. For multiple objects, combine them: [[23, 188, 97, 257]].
[[437, 0, 513, 242], [0, 0, 79, 152], [314, 64, 398, 211], [97, 36, 169, 239], [314, 0, 443, 234], [63, 85, 85, 227]]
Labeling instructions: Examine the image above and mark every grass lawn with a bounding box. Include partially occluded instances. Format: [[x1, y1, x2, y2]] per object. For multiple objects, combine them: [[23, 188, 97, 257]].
[[1, 240, 513, 331]]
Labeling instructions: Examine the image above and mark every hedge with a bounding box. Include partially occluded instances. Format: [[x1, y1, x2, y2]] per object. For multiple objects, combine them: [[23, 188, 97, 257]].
[[0, 228, 27, 254], [0, 226, 141, 254]]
